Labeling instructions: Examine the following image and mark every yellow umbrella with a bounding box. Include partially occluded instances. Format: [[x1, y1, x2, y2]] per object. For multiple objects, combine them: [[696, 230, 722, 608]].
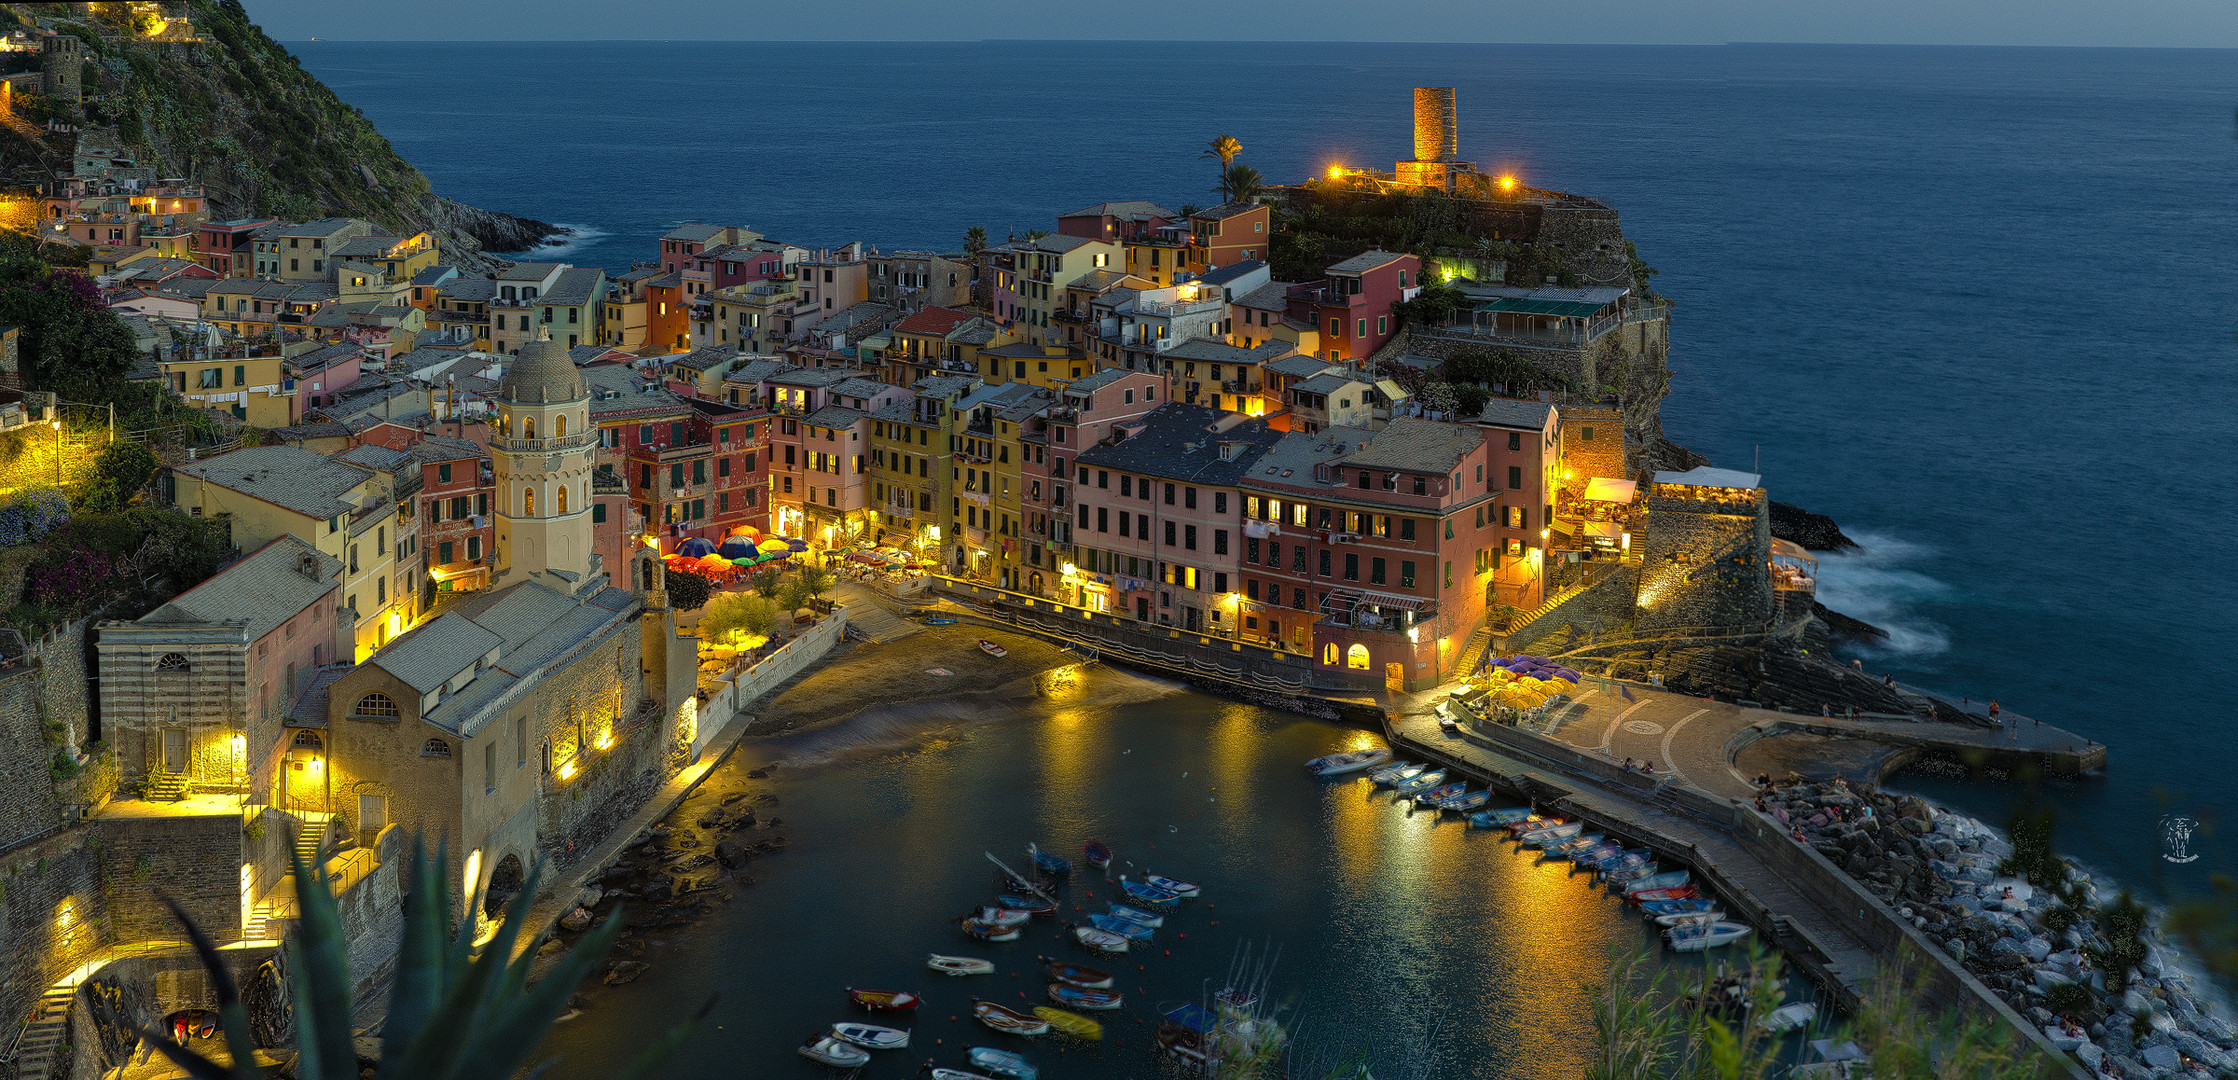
[[757, 538, 790, 554]]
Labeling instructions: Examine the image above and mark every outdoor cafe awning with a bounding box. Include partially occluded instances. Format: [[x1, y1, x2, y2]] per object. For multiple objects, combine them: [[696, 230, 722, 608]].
[[1474, 297, 1608, 319], [1582, 477, 1638, 503], [1586, 521, 1622, 539]]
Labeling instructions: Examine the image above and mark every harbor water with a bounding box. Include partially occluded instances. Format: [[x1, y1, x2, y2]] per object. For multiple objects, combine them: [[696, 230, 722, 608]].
[[532, 661, 1736, 1079]]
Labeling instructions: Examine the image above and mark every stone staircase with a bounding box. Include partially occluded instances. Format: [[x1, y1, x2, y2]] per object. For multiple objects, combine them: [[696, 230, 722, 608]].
[[13, 982, 82, 1080], [246, 811, 337, 938], [145, 771, 190, 801], [827, 583, 918, 644], [1455, 624, 1494, 677]]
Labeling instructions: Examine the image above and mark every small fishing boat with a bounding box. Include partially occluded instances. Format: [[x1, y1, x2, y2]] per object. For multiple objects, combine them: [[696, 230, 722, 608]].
[[1548, 834, 1605, 858], [967, 1046, 1038, 1080], [1119, 878, 1181, 907], [1141, 872, 1200, 898], [1604, 861, 1661, 884], [972, 906, 1033, 928], [798, 1033, 871, 1068], [924, 617, 955, 626], [847, 987, 921, 1011], [1568, 842, 1621, 865], [831, 1021, 910, 1050], [1028, 844, 1072, 876], [1666, 920, 1754, 952], [979, 639, 1008, 657], [1392, 769, 1448, 793], [1763, 1001, 1819, 1033], [1106, 902, 1164, 928], [1048, 983, 1124, 1010], [1654, 909, 1726, 927], [1628, 885, 1701, 905], [1304, 746, 1392, 776], [1467, 809, 1515, 828], [1519, 822, 1584, 847], [1410, 782, 1467, 807], [1087, 913, 1154, 941], [973, 1000, 1050, 1036], [929, 1071, 997, 1080], [960, 917, 1021, 942], [1083, 838, 1112, 870], [1157, 1004, 1216, 1070], [997, 894, 1056, 915], [1443, 790, 1491, 813], [1623, 870, 1692, 895], [1071, 924, 1129, 953], [1368, 761, 1423, 785], [1638, 898, 1717, 917], [1502, 814, 1556, 836], [1032, 1005, 1104, 1040], [1040, 956, 1114, 988], [928, 954, 997, 977], [1477, 807, 1534, 826]]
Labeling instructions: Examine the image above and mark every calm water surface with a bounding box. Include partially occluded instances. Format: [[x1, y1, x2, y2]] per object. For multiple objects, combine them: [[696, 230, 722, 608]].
[[534, 666, 1704, 1079]]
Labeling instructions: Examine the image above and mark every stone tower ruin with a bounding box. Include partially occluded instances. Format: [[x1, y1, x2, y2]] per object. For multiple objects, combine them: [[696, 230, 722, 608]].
[[39, 34, 81, 105], [1413, 86, 1457, 163]]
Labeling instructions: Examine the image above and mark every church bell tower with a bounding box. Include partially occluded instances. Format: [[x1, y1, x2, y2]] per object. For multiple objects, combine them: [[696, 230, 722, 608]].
[[491, 330, 601, 594]]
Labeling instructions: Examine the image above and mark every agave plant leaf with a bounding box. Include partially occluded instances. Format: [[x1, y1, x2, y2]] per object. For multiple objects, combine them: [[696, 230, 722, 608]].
[[375, 837, 450, 1078], [288, 847, 360, 1080], [451, 908, 629, 1080], [134, 892, 266, 1080]]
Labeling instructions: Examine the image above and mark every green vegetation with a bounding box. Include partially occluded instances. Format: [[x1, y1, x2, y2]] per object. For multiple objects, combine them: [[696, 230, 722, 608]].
[[698, 591, 777, 644], [664, 567, 712, 611], [1269, 189, 1581, 288], [1220, 162, 1264, 203], [0, 254, 136, 401], [1444, 347, 1569, 398], [78, 439, 158, 512], [10, 507, 231, 633], [142, 839, 698, 1080]]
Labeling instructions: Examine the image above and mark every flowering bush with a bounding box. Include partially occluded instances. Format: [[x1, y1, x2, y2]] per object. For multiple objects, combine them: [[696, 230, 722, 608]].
[[24, 546, 120, 614], [0, 488, 71, 548]]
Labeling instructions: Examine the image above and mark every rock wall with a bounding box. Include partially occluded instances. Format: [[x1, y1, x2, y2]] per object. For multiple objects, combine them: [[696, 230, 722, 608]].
[[334, 827, 405, 1026], [0, 832, 103, 1040], [1503, 563, 1638, 654], [93, 811, 242, 944], [1636, 494, 1772, 635]]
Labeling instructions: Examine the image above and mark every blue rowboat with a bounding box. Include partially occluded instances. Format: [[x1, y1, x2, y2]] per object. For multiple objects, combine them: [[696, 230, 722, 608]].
[[1410, 782, 1466, 807], [1047, 983, 1124, 1011], [1141, 873, 1199, 898], [967, 1047, 1037, 1080], [1639, 898, 1717, 917], [924, 617, 956, 626], [1442, 790, 1492, 813], [998, 894, 1056, 915], [1119, 878, 1180, 907], [1519, 821, 1583, 847], [1029, 845, 1073, 876], [1086, 914, 1153, 941], [1623, 870, 1692, 895], [1480, 807, 1533, 825], [1550, 834, 1606, 858], [1106, 902, 1164, 928], [1466, 810, 1509, 828], [1393, 769, 1448, 793], [1369, 761, 1424, 785]]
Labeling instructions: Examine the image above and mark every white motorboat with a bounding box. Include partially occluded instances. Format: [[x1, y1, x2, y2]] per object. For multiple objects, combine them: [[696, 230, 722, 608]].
[[1073, 925, 1130, 953], [1665, 920, 1754, 952], [1653, 910, 1725, 928], [928, 954, 996, 976], [975, 906, 1032, 927], [798, 1033, 872, 1068], [1392, 769, 1448, 793], [1370, 761, 1425, 785], [1305, 746, 1392, 776], [1141, 872, 1199, 898], [1763, 1001, 1819, 1033], [831, 1021, 910, 1050], [1518, 821, 1583, 847]]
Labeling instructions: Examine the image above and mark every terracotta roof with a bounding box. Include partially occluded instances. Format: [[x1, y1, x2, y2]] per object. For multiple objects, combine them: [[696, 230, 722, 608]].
[[893, 306, 976, 336]]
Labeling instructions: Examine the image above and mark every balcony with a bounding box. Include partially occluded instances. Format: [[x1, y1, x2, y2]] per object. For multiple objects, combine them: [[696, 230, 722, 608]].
[[491, 432, 594, 453]]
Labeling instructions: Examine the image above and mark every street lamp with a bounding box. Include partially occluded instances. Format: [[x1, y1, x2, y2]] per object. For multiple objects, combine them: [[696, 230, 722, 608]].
[[50, 418, 60, 483]]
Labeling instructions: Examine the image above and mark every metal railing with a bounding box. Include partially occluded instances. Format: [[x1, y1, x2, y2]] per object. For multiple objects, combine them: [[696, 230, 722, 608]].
[[491, 432, 594, 453]]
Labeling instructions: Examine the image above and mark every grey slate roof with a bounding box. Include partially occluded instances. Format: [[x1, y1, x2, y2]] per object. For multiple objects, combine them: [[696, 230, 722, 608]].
[[140, 535, 339, 642], [724, 358, 793, 386], [661, 223, 726, 244], [410, 265, 458, 286], [1074, 403, 1283, 484], [827, 377, 891, 400], [769, 366, 852, 388], [1266, 354, 1340, 378], [408, 435, 486, 464], [913, 375, 977, 399], [441, 279, 498, 303], [335, 444, 415, 475], [540, 266, 606, 306], [370, 612, 503, 694], [174, 446, 372, 520], [1327, 250, 1410, 276], [1245, 428, 1374, 487], [1197, 260, 1265, 287], [803, 405, 865, 430], [585, 364, 691, 420], [1062, 200, 1174, 221], [1473, 397, 1556, 430], [1295, 372, 1364, 396], [1334, 417, 1482, 472], [1159, 338, 1270, 365], [286, 665, 352, 729], [1065, 368, 1131, 394]]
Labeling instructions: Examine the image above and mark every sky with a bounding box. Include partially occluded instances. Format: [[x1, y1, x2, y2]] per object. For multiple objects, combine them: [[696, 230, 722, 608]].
[[243, 0, 2238, 49]]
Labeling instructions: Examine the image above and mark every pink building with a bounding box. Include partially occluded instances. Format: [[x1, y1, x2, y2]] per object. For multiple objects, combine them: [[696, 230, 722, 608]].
[[1474, 398, 1560, 613], [1056, 200, 1175, 243], [1305, 250, 1420, 363]]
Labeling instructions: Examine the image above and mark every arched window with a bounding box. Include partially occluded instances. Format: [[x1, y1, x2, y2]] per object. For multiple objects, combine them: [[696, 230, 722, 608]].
[[1322, 643, 1338, 666], [1346, 644, 1371, 670], [352, 692, 399, 720], [556, 486, 568, 514], [523, 488, 535, 516], [155, 652, 189, 673], [555, 414, 567, 437], [421, 738, 451, 758], [523, 416, 536, 440], [291, 729, 322, 750]]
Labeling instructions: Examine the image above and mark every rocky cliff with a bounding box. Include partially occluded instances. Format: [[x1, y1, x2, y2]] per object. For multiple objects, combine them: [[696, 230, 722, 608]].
[[0, 1, 560, 270]]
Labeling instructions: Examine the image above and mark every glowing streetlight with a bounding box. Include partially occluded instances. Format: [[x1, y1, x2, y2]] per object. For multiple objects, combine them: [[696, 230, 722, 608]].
[[1497, 175, 1519, 193]]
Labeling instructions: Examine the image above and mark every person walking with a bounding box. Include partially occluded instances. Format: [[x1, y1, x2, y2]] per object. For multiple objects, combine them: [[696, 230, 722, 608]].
[[1990, 700, 2000, 721]]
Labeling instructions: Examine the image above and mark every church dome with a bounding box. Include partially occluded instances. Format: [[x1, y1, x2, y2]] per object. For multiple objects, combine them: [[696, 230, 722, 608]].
[[499, 330, 586, 404]]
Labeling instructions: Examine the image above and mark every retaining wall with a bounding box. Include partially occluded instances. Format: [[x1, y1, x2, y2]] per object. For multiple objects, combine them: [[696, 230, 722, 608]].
[[690, 607, 849, 760], [1503, 563, 1638, 653]]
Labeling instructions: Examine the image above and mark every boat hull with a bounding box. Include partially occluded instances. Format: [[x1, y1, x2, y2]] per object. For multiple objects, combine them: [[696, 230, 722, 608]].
[[928, 954, 996, 976]]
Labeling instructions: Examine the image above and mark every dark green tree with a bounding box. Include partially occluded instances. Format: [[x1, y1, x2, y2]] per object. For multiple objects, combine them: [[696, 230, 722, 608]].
[[1219, 162, 1263, 203], [0, 259, 137, 398]]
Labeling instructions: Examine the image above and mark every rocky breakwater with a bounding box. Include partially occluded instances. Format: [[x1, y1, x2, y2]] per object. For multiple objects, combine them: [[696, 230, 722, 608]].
[[1768, 781, 2231, 1079]]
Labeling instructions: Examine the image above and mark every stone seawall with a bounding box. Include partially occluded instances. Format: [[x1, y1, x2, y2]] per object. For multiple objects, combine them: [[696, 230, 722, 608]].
[[690, 608, 849, 761]]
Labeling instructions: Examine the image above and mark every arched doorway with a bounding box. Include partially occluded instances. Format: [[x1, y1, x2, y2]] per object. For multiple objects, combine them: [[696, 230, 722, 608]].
[[483, 853, 525, 919], [283, 730, 325, 813]]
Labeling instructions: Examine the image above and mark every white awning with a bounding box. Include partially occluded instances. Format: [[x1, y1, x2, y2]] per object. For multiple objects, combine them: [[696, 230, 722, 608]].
[[1586, 521, 1622, 539], [1582, 477, 1637, 502]]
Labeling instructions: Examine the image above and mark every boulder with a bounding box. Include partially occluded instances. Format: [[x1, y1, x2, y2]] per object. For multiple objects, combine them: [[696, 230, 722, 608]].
[[2026, 937, 2053, 963], [1899, 817, 1930, 835], [2043, 1025, 2082, 1052], [576, 886, 604, 909], [2075, 1041, 2105, 1072], [536, 938, 567, 958], [2141, 1043, 2181, 1071], [559, 906, 593, 932], [716, 839, 749, 869], [603, 960, 648, 987]]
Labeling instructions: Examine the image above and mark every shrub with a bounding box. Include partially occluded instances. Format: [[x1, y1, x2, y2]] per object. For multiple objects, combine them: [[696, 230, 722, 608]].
[[664, 568, 711, 611], [698, 592, 775, 645], [0, 488, 70, 547]]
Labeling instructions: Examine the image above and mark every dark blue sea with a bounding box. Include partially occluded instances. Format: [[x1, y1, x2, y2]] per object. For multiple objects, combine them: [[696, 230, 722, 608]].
[[295, 35, 2236, 957]]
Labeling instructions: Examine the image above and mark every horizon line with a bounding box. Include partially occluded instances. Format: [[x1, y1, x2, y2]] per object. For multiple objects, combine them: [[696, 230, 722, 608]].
[[273, 38, 2238, 50]]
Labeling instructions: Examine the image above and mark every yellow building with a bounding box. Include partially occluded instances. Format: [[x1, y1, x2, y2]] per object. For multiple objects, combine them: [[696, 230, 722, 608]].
[[864, 375, 978, 554], [252, 219, 375, 281], [1010, 234, 1123, 347], [979, 341, 1087, 390], [159, 350, 294, 425], [170, 445, 417, 660]]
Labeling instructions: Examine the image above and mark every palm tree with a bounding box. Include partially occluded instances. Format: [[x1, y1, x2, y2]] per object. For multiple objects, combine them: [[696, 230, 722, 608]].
[[1201, 134, 1242, 195], [964, 225, 987, 255], [1219, 162, 1264, 203]]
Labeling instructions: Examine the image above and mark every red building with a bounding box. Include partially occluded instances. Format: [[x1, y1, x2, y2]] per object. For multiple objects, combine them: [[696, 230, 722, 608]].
[[585, 362, 771, 554], [1188, 202, 1273, 272], [411, 435, 497, 598], [195, 217, 276, 277], [1056, 201, 1176, 243], [1303, 250, 1419, 363], [1474, 398, 1559, 613], [1238, 417, 1498, 691]]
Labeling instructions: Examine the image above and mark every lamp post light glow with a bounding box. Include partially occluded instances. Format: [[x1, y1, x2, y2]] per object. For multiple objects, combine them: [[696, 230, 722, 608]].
[[1497, 174, 1519, 193]]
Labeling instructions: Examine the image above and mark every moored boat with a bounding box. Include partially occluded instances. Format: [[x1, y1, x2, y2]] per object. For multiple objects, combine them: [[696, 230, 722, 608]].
[[1478, 807, 1533, 825], [1141, 872, 1200, 897], [1666, 920, 1754, 952], [1048, 983, 1124, 1010], [1655, 909, 1726, 927], [928, 954, 997, 977], [1764, 1001, 1819, 1033], [1369, 761, 1424, 785], [1443, 790, 1491, 812], [847, 987, 921, 1011], [997, 894, 1056, 915], [1393, 769, 1448, 793], [1106, 902, 1163, 927], [1028, 844, 1072, 876], [1305, 746, 1392, 776], [1628, 885, 1701, 904], [1071, 924, 1129, 953], [1501, 814, 1556, 836], [799, 1033, 871, 1068], [1623, 870, 1692, 895], [1156, 1003, 1216, 1070], [928, 1070, 997, 1080], [1033, 1005, 1104, 1039], [1040, 956, 1114, 988], [1638, 898, 1716, 917], [979, 639, 1008, 657], [971, 906, 1032, 927], [831, 1021, 910, 1050], [1083, 838, 1111, 870], [1519, 821, 1584, 847], [960, 917, 1021, 942], [972, 1000, 1050, 1036], [1119, 877, 1180, 907], [1410, 782, 1467, 806], [967, 1046, 1038, 1080], [1086, 913, 1153, 941], [1467, 809, 1513, 828]]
